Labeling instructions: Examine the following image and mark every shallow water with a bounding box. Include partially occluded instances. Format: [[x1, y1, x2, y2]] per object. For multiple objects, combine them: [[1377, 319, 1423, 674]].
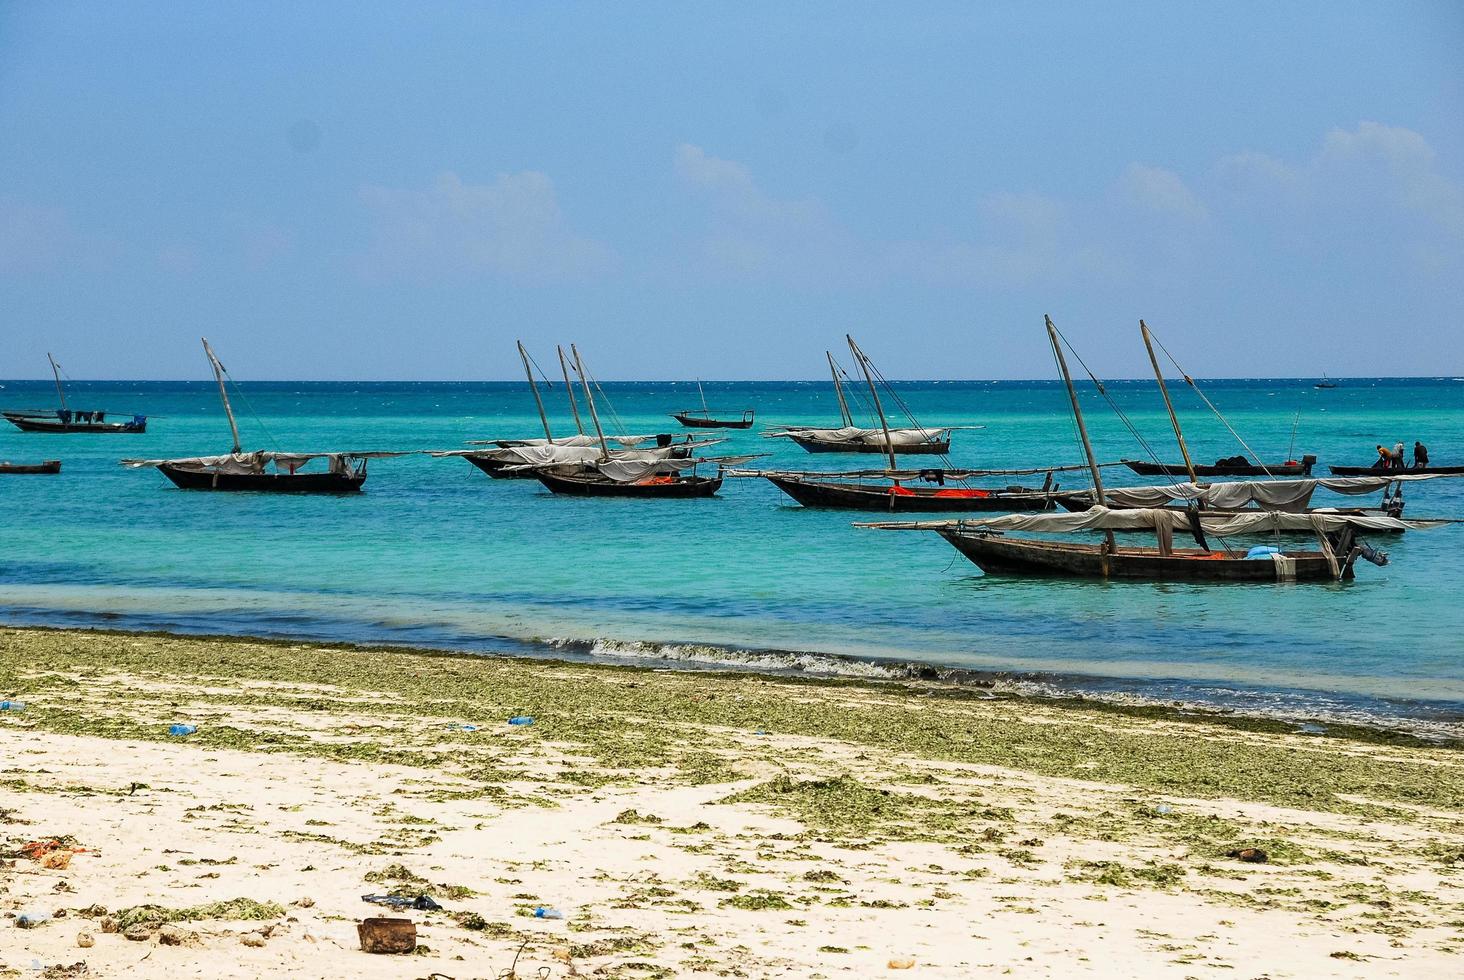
[[2, 376, 1461, 734]]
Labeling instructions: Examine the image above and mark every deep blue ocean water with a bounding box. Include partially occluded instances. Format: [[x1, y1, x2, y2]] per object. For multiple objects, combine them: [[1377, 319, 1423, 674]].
[[2, 376, 1462, 735]]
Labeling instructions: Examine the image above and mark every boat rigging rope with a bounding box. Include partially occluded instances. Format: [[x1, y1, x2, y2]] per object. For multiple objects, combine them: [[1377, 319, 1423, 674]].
[[1048, 323, 1244, 556], [220, 367, 282, 453], [1146, 327, 1276, 479], [523, 350, 558, 390]]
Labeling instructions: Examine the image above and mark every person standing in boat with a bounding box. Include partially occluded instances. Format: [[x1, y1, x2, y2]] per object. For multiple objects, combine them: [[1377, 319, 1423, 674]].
[[1375, 445, 1393, 469], [1394, 442, 1406, 468], [1414, 441, 1430, 468]]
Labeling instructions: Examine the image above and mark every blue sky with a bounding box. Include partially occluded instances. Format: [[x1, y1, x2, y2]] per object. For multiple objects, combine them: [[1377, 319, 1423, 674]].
[[2, 1, 1461, 380]]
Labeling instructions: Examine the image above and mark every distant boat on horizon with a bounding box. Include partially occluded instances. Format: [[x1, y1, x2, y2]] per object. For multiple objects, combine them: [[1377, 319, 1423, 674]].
[[3, 353, 148, 433], [1315, 373, 1338, 389]]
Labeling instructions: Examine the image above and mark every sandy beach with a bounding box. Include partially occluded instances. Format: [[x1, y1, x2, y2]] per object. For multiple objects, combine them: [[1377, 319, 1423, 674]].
[[1, 626, 1461, 978]]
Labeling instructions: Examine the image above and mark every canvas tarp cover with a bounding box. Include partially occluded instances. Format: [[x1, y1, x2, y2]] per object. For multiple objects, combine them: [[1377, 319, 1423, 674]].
[[769, 426, 951, 447], [947, 506, 1446, 535], [121, 451, 389, 472], [1095, 474, 1457, 511]]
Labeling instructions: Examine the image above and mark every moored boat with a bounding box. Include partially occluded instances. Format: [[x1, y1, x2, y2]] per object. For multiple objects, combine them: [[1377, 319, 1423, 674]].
[[672, 381, 754, 428], [3, 354, 148, 433], [122, 338, 398, 493], [0, 459, 61, 475], [1122, 456, 1314, 478], [1329, 463, 1464, 476]]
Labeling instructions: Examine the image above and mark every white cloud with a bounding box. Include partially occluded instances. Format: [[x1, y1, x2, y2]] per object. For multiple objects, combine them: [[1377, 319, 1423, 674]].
[[357, 171, 613, 284], [1117, 164, 1208, 222]]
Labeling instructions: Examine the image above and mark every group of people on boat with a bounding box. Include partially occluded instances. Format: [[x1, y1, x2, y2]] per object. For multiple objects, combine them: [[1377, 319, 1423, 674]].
[[1374, 441, 1429, 469]]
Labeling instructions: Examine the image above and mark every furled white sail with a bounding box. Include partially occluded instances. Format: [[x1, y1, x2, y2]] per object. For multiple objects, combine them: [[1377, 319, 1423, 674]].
[[863, 506, 1451, 535], [766, 426, 951, 447], [1070, 473, 1461, 512]]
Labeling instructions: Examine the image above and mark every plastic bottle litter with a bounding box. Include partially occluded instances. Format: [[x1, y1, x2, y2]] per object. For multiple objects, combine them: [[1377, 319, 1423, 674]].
[[168, 724, 197, 737], [533, 907, 563, 919], [16, 912, 51, 928], [0, 701, 26, 712], [507, 716, 535, 726]]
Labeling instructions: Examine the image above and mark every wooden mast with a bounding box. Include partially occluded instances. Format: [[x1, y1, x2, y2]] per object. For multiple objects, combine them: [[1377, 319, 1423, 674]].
[[46, 354, 68, 414], [1140, 319, 1197, 484], [557, 345, 584, 435], [848, 335, 899, 472], [201, 337, 242, 454], [697, 379, 709, 415], [827, 351, 853, 426], [1045, 316, 1105, 505], [571, 344, 610, 461], [517, 340, 553, 442]]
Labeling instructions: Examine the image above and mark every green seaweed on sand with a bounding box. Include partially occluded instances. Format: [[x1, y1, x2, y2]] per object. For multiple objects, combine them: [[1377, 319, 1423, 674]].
[[113, 898, 286, 930]]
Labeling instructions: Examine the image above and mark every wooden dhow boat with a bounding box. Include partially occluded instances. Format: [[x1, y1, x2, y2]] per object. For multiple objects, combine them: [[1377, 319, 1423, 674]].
[[861, 316, 1448, 583], [747, 336, 1041, 511], [122, 339, 398, 493], [0, 459, 61, 475], [1330, 463, 1464, 476], [865, 506, 1441, 581], [672, 380, 754, 429], [1118, 321, 1314, 478], [764, 346, 959, 455], [4, 354, 147, 433], [455, 342, 693, 478], [1122, 456, 1314, 478], [530, 345, 754, 498]]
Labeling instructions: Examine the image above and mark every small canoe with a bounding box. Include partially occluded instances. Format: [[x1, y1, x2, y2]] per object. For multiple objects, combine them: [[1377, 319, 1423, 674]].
[[0, 459, 61, 475], [671, 409, 755, 429], [1123, 457, 1314, 477], [765, 474, 1061, 512], [535, 470, 722, 498], [1328, 464, 1464, 476]]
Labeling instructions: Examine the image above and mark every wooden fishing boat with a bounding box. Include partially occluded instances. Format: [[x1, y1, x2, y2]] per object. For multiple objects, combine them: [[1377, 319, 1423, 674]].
[[4, 355, 147, 433], [765, 348, 957, 455], [672, 381, 754, 428], [1315, 374, 1338, 389], [524, 345, 743, 499], [784, 431, 951, 454], [123, 338, 392, 493], [0, 459, 61, 475], [1123, 455, 1314, 477], [937, 526, 1347, 581], [155, 457, 365, 492], [672, 409, 755, 429], [1329, 463, 1464, 476], [536, 469, 723, 498], [762, 473, 1065, 512], [860, 316, 1433, 584]]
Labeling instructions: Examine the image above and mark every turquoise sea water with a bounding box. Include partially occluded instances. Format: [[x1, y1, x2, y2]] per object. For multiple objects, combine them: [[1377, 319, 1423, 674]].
[[2, 377, 1462, 735]]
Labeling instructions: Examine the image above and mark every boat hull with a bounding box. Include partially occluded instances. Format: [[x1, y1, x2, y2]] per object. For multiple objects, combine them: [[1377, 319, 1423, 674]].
[[765, 475, 1057, 513], [465, 455, 538, 479], [938, 531, 1340, 581], [4, 411, 146, 434], [0, 460, 61, 475], [790, 437, 950, 455], [1122, 459, 1311, 477], [1329, 464, 1464, 476], [535, 471, 722, 498], [672, 412, 754, 429], [158, 464, 365, 493]]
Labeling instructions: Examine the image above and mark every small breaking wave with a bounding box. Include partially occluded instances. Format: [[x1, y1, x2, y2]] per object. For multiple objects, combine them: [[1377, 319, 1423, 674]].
[[544, 635, 1464, 742]]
